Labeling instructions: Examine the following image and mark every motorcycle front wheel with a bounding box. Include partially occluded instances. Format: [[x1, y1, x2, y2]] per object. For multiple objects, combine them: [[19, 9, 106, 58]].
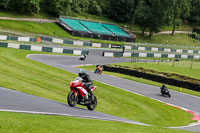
[[87, 96, 97, 111], [67, 91, 78, 107], [168, 93, 171, 98]]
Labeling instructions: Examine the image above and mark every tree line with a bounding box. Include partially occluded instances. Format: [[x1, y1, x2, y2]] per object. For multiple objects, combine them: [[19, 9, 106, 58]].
[[0, 0, 200, 37]]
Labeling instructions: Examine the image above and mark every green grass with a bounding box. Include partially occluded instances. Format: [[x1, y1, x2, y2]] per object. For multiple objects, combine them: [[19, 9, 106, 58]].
[[0, 20, 69, 38], [111, 61, 200, 80], [134, 33, 200, 46], [162, 24, 193, 31], [0, 47, 194, 127], [0, 19, 127, 45], [80, 65, 200, 97], [0, 112, 192, 133], [0, 11, 55, 19]]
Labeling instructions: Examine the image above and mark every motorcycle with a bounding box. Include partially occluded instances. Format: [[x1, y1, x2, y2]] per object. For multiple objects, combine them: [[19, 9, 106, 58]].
[[67, 77, 97, 110], [160, 87, 171, 98], [79, 55, 86, 61], [94, 65, 103, 75]]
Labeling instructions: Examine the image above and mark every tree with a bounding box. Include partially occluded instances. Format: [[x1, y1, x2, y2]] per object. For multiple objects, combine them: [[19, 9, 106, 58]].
[[88, 0, 102, 15], [71, 0, 89, 13], [42, 0, 72, 16], [0, 0, 10, 9], [170, 0, 190, 35], [9, 0, 40, 14], [136, 0, 173, 37], [106, 0, 132, 22], [129, 0, 140, 32], [190, 0, 200, 26], [135, 0, 150, 35]]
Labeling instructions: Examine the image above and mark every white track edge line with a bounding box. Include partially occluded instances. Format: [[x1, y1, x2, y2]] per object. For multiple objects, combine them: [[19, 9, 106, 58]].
[[0, 109, 149, 126]]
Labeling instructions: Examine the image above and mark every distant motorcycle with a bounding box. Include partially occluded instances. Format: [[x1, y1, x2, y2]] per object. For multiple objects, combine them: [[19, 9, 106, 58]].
[[94, 65, 103, 75], [67, 77, 97, 110], [79, 55, 86, 61], [160, 85, 171, 98]]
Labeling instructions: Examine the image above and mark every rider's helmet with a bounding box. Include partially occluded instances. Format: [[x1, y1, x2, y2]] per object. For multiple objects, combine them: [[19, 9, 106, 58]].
[[78, 69, 86, 77], [162, 84, 166, 89]]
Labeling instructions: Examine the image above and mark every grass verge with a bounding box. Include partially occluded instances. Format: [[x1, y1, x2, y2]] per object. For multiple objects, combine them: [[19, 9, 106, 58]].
[[0, 19, 200, 46], [0, 47, 194, 127], [0, 111, 192, 133], [0, 48, 195, 126], [0, 19, 126, 45], [0, 11, 55, 19], [110, 61, 200, 80]]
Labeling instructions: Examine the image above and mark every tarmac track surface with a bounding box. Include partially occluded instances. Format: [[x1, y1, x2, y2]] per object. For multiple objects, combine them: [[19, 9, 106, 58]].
[[0, 48, 200, 132]]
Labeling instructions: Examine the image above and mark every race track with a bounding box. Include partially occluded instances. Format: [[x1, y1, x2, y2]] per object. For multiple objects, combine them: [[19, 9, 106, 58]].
[[0, 48, 200, 132]]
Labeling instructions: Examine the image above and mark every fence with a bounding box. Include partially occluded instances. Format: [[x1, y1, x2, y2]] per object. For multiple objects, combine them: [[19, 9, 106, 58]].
[[0, 42, 89, 55]]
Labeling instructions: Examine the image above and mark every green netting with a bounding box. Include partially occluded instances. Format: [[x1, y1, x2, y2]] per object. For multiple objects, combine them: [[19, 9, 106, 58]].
[[171, 49, 176, 53], [63, 49, 73, 54], [158, 48, 164, 51], [30, 38, 37, 42], [175, 54, 181, 58], [114, 52, 123, 57], [64, 39, 73, 45], [183, 50, 188, 53], [81, 50, 89, 55], [188, 55, 194, 59], [0, 42, 8, 47], [101, 43, 109, 48], [146, 47, 151, 51], [132, 53, 139, 57], [42, 47, 53, 52], [147, 53, 154, 57], [7, 36, 18, 40], [83, 42, 92, 46], [161, 54, 168, 58], [19, 45, 31, 50]]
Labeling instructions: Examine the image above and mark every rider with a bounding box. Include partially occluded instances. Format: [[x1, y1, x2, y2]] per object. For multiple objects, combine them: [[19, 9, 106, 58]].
[[160, 84, 168, 91], [78, 69, 94, 100]]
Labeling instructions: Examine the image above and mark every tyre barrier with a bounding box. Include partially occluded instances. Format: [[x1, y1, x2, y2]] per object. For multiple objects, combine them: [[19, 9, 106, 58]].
[[1, 34, 200, 55], [0, 42, 89, 55], [102, 51, 200, 59], [103, 65, 200, 92]]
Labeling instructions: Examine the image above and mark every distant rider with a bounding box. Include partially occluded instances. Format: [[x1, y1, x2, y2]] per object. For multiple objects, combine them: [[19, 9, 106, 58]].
[[160, 84, 168, 91], [78, 69, 94, 100]]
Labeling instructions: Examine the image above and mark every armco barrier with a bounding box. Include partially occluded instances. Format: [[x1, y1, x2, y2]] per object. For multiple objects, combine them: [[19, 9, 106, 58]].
[[0, 42, 89, 55], [102, 51, 200, 59], [1, 34, 200, 55], [41, 36, 200, 54], [103, 65, 200, 92], [132, 45, 200, 54]]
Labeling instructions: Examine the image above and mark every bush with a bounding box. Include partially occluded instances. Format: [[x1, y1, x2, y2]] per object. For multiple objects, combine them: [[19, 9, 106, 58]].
[[191, 32, 198, 38]]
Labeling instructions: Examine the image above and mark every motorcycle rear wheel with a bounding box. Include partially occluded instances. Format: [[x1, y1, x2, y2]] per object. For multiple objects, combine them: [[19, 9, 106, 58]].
[[67, 91, 78, 107], [87, 96, 97, 111]]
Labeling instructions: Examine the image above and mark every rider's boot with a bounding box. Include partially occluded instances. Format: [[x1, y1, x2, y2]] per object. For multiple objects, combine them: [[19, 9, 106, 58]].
[[90, 91, 94, 101]]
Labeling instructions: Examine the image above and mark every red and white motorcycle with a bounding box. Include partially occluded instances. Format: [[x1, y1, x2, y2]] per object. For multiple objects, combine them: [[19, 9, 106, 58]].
[[67, 77, 97, 110]]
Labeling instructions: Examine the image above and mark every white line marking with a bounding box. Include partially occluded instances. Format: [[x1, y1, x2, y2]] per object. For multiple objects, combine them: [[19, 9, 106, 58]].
[[0, 109, 149, 126]]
